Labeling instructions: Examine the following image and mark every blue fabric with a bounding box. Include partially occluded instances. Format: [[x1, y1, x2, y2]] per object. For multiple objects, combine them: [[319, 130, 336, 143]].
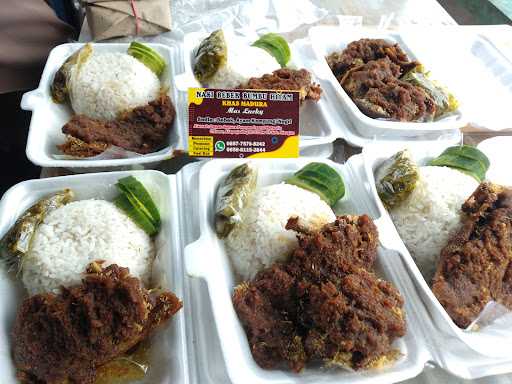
[[47, 0, 76, 26]]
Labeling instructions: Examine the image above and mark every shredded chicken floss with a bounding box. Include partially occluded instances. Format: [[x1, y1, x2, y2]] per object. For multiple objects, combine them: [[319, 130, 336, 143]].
[[13, 263, 182, 384], [233, 215, 406, 372]]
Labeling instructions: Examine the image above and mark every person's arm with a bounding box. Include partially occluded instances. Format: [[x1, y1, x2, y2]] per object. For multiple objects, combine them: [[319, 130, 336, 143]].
[[0, 0, 75, 94]]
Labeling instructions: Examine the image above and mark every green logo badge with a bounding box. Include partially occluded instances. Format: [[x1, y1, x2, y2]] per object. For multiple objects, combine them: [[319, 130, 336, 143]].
[[215, 140, 226, 152]]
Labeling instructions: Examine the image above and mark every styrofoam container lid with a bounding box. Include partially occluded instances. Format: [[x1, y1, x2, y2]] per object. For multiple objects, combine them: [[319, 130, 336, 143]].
[[477, 136, 512, 185], [21, 43, 185, 169]]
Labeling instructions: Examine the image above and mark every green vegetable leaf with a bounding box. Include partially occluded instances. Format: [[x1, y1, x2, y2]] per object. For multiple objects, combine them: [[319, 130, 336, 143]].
[[252, 33, 291, 68], [286, 162, 345, 206]]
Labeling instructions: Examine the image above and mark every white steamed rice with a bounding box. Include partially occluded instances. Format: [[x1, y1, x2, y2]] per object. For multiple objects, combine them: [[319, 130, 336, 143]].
[[204, 36, 280, 88], [225, 183, 336, 281], [22, 199, 155, 295], [69, 52, 160, 121], [390, 166, 478, 281]]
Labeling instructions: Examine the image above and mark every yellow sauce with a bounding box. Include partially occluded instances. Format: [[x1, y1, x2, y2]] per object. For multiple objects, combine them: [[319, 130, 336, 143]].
[[94, 343, 150, 384]]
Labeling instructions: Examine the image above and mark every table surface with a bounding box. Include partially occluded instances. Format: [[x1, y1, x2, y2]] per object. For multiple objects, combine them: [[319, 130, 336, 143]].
[[43, 1, 512, 383]]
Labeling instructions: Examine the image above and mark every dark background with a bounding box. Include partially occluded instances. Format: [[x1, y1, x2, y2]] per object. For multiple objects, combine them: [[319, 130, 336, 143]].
[[1, 92, 41, 189], [1, 0, 510, 196]]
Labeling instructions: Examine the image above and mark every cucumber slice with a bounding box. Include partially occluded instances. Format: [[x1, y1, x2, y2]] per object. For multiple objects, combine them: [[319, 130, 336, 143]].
[[131, 44, 166, 68], [130, 42, 166, 69], [128, 42, 166, 76], [117, 176, 160, 226], [456, 168, 486, 183], [252, 33, 291, 68], [115, 194, 157, 236], [286, 162, 345, 206]]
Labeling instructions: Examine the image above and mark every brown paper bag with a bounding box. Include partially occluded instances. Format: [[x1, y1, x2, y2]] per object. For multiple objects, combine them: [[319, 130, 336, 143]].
[[83, 0, 171, 41]]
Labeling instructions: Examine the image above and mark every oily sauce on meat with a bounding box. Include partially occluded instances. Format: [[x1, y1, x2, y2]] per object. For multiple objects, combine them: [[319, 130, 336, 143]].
[[94, 343, 150, 384]]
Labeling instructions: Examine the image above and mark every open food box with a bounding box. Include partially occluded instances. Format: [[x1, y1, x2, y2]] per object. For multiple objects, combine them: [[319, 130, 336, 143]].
[[308, 26, 512, 144], [21, 42, 185, 169], [0, 171, 188, 383], [174, 30, 337, 149], [362, 139, 512, 359]]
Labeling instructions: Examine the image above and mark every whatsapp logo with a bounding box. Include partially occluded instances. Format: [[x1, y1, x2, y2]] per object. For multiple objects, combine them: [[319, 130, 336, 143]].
[[215, 140, 226, 152]]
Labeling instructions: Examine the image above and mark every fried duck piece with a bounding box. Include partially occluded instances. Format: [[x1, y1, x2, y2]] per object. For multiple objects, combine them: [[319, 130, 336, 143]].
[[240, 68, 322, 103], [341, 58, 436, 121], [60, 94, 175, 156], [285, 215, 379, 279], [326, 38, 416, 81], [13, 263, 182, 384], [233, 268, 306, 372], [357, 80, 436, 122], [341, 58, 402, 99], [233, 215, 406, 372], [432, 183, 512, 328], [300, 269, 405, 369]]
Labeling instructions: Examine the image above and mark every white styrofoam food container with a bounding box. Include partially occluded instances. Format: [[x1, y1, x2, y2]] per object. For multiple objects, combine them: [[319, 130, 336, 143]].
[[308, 26, 512, 138], [308, 26, 464, 138], [0, 171, 189, 383], [184, 158, 427, 384], [362, 139, 512, 364], [21, 43, 185, 169], [174, 31, 337, 149]]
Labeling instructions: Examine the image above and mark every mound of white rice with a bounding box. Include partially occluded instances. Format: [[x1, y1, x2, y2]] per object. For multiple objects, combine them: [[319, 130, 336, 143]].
[[390, 166, 478, 281], [225, 183, 336, 280], [205, 36, 280, 88], [22, 199, 154, 295], [69, 52, 160, 121]]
